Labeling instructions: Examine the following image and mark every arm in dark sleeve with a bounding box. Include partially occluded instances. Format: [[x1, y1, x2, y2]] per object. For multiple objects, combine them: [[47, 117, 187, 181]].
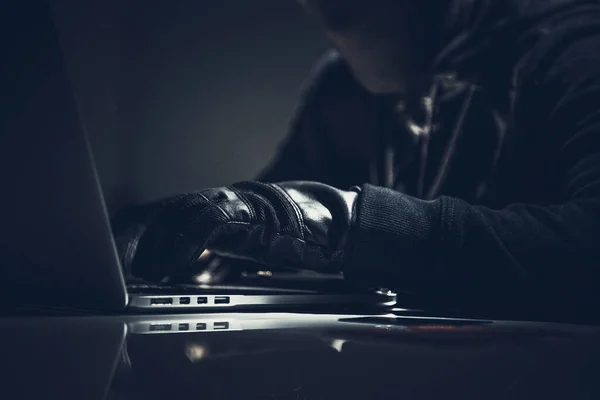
[[345, 35, 600, 305]]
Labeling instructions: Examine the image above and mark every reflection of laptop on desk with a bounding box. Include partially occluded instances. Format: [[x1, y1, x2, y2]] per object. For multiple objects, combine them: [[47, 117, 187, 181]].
[[0, 1, 396, 313]]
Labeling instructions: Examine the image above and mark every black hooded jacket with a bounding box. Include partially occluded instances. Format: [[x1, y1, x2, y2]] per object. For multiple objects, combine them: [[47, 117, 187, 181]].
[[257, 0, 600, 304]]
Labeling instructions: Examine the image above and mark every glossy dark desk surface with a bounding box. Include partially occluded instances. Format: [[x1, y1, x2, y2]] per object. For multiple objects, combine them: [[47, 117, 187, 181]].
[[3, 309, 600, 400]]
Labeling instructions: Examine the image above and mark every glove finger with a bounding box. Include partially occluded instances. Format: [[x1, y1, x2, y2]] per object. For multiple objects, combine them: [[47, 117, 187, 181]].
[[132, 200, 229, 281]]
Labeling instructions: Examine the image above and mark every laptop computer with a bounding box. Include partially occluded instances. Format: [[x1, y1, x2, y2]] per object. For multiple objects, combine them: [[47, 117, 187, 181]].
[[0, 0, 395, 313]]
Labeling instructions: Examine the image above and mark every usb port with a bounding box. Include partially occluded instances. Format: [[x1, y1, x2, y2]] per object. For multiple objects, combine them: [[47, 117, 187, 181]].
[[197, 297, 208, 304], [196, 322, 207, 330], [214, 296, 230, 304], [178, 323, 189, 331], [150, 297, 173, 305], [179, 297, 190, 305], [149, 324, 172, 332], [214, 321, 229, 330]]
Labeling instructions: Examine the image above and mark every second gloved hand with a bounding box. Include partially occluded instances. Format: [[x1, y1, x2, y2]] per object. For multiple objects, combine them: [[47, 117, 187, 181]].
[[123, 181, 360, 282]]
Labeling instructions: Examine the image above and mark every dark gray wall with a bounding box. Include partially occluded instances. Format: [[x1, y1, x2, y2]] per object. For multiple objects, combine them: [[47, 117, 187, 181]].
[[54, 0, 327, 212]]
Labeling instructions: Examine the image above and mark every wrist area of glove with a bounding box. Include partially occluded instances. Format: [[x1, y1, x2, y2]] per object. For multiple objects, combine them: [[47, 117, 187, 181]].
[[236, 181, 360, 271], [342, 184, 446, 287]]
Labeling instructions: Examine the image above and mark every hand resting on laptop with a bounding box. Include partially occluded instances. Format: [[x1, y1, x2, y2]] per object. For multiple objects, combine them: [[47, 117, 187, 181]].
[[111, 181, 360, 284]]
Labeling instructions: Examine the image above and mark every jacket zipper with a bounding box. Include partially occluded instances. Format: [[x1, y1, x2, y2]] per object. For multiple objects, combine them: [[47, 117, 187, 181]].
[[383, 76, 475, 200]]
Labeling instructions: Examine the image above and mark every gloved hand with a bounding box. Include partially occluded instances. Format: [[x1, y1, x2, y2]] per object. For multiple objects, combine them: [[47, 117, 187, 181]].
[[112, 181, 360, 282]]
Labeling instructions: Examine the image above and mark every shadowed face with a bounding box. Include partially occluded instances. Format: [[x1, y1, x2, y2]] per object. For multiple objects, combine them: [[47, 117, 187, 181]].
[[301, 0, 431, 95]]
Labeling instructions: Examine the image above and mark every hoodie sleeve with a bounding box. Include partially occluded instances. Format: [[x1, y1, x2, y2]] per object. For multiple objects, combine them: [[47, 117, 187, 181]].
[[345, 34, 600, 305]]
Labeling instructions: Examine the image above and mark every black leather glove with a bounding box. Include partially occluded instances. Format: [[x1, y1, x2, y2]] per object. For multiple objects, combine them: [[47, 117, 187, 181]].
[[112, 181, 359, 282]]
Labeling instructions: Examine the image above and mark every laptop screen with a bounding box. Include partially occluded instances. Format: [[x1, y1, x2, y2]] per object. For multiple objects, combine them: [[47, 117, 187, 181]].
[[0, 0, 127, 310]]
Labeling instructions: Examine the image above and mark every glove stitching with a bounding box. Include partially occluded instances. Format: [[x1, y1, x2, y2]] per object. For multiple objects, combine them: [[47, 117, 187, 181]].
[[222, 221, 338, 252], [272, 184, 306, 240], [227, 185, 256, 221], [195, 192, 211, 203], [172, 201, 232, 231], [218, 221, 342, 268]]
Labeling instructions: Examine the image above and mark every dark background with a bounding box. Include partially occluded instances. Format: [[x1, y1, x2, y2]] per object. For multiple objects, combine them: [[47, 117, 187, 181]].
[[52, 0, 328, 212]]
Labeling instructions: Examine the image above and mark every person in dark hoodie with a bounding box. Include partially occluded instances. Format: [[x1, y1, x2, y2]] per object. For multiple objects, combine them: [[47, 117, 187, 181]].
[[113, 0, 600, 310]]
